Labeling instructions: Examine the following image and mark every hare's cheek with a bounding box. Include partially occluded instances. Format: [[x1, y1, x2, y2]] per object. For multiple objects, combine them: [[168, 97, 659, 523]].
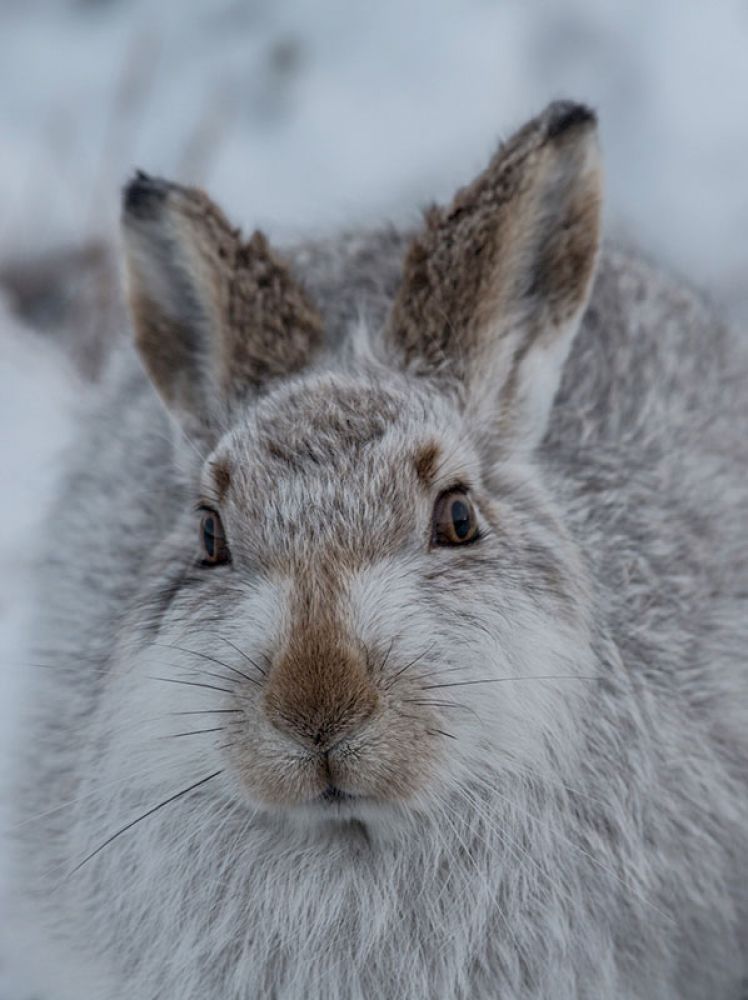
[[467, 611, 595, 768], [83, 648, 218, 804], [97, 578, 293, 787], [344, 557, 429, 652]]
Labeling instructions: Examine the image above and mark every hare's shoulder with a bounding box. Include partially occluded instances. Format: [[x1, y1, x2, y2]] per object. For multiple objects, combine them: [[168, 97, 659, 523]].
[[552, 244, 744, 453]]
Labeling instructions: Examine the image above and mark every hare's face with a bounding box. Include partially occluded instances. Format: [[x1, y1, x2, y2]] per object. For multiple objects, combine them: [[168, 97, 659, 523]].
[[114, 101, 602, 835]]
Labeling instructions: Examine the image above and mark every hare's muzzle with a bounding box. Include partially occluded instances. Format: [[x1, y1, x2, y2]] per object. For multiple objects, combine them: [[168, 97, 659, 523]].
[[263, 633, 379, 755]]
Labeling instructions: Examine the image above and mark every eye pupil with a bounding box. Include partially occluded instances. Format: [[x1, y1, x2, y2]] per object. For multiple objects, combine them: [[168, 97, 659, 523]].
[[432, 489, 479, 547], [451, 500, 471, 539], [199, 509, 230, 566], [203, 517, 216, 559]]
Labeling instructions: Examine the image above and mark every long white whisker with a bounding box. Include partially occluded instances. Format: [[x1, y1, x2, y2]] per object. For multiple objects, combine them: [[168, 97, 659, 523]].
[[69, 770, 223, 875]]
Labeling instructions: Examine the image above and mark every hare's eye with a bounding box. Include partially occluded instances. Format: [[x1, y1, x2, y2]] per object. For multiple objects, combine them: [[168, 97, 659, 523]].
[[432, 491, 479, 546], [199, 509, 231, 566]]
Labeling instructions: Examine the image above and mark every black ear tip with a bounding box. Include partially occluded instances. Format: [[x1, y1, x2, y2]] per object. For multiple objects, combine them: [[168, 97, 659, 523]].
[[545, 101, 597, 139], [122, 170, 169, 220]]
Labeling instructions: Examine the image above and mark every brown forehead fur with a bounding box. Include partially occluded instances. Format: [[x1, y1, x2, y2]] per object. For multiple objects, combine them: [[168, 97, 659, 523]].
[[254, 379, 404, 471], [209, 457, 232, 502], [414, 440, 442, 486], [387, 102, 600, 382]]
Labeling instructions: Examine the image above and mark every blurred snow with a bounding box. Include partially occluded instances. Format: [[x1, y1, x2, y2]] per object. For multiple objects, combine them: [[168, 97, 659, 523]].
[[2, 0, 748, 304], [0, 299, 77, 997], [0, 2, 747, 987]]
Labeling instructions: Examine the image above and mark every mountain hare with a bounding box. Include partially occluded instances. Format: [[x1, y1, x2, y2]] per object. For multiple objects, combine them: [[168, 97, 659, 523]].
[[6, 102, 747, 999]]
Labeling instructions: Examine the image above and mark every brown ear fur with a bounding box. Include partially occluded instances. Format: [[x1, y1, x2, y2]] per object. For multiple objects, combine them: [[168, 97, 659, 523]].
[[386, 101, 601, 440], [122, 174, 323, 435]]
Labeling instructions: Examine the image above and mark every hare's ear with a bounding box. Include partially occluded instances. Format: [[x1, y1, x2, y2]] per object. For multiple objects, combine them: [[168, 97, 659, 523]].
[[121, 174, 323, 442], [386, 101, 602, 452]]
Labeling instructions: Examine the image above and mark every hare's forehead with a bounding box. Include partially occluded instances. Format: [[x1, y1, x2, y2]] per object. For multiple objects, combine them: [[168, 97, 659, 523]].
[[250, 378, 409, 463], [207, 379, 474, 515]]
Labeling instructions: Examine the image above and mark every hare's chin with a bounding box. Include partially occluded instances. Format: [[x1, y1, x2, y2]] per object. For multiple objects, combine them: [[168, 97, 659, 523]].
[[248, 781, 412, 831], [287, 793, 410, 835], [304, 789, 373, 822], [278, 786, 376, 817]]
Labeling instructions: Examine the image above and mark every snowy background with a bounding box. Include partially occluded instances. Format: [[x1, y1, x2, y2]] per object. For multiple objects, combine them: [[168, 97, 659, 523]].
[[1, 0, 747, 992]]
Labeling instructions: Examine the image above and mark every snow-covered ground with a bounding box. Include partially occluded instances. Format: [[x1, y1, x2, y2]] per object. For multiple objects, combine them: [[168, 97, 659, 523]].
[[1, 0, 747, 992]]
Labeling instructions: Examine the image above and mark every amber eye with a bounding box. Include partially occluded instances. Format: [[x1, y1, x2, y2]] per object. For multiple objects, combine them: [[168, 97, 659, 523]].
[[199, 509, 231, 566], [432, 490, 480, 546]]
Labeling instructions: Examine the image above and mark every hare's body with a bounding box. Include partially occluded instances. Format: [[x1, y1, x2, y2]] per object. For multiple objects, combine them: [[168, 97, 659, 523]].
[[7, 105, 748, 999]]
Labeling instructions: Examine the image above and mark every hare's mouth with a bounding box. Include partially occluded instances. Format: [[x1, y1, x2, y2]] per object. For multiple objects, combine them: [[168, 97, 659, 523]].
[[320, 784, 359, 804], [308, 784, 379, 821], [270, 779, 415, 840]]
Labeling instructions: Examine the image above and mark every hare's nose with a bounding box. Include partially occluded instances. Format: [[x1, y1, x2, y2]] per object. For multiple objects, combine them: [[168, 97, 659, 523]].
[[263, 643, 378, 753]]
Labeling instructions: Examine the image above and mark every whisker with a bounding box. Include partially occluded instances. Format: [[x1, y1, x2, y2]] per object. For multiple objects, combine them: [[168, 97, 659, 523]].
[[164, 727, 226, 739], [426, 728, 457, 740], [408, 664, 468, 683], [169, 709, 243, 717], [179, 667, 240, 690], [69, 770, 222, 875], [155, 642, 261, 688], [7, 660, 111, 677], [421, 675, 600, 690], [6, 764, 166, 831], [385, 644, 435, 689], [218, 636, 267, 678], [379, 637, 397, 675], [402, 698, 480, 721], [148, 676, 234, 696], [402, 698, 471, 710]]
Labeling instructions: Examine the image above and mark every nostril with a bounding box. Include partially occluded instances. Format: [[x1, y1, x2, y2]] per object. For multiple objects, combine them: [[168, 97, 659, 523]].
[[266, 708, 370, 755], [310, 720, 345, 753]]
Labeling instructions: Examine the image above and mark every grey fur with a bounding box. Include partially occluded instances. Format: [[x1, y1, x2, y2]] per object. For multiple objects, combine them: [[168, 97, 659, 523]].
[[4, 104, 747, 999]]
